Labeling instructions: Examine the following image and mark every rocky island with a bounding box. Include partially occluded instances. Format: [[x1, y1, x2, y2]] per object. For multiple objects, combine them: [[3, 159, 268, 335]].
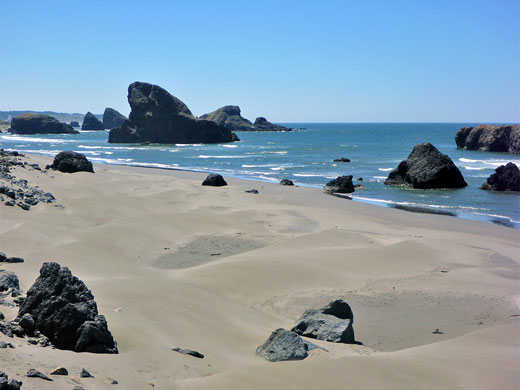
[[81, 112, 105, 130], [252, 116, 290, 131], [103, 107, 127, 129], [455, 124, 520, 154], [9, 113, 78, 135], [201, 105, 291, 132], [109, 82, 238, 144]]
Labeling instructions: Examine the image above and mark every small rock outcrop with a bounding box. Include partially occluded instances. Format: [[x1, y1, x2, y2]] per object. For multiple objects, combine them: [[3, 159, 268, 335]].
[[333, 158, 350, 163], [324, 176, 355, 194], [16, 262, 118, 353], [202, 173, 227, 187], [81, 112, 104, 130], [9, 113, 78, 135], [102, 108, 127, 129], [291, 299, 356, 343], [385, 143, 467, 189], [0, 270, 20, 292], [0, 371, 22, 389], [279, 179, 294, 186], [256, 328, 318, 362], [481, 162, 520, 192], [253, 117, 290, 132], [47, 151, 94, 173], [26, 369, 52, 381], [50, 367, 68, 375], [172, 347, 204, 358], [70, 121, 80, 128], [80, 368, 94, 378], [455, 124, 520, 154], [200, 105, 254, 131], [109, 82, 237, 144]]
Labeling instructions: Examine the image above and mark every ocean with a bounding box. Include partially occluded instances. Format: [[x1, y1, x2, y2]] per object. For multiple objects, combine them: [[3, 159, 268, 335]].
[[2, 123, 519, 227]]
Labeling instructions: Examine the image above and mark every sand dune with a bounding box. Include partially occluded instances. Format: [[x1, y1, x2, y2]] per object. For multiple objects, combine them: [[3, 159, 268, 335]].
[[0, 153, 518, 389]]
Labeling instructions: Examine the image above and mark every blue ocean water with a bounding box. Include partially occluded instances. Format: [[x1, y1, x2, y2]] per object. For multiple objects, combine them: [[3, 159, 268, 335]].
[[2, 123, 519, 227]]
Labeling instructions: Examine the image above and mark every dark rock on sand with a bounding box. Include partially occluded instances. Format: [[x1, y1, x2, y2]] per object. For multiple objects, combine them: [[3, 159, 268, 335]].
[[80, 368, 94, 378], [245, 189, 259, 194], [70, 121, 80, 128], [109, 81, 236, 144], [455, 124, 520, 154], [9, 113, 78, 135], [481, 162, 520, 192], [16, 262, 118, 353], [292, 299, 356, 344], [202, 173, 227, 187], [103, 107, 127, 129], [333, 157, 350, 162], [81, 112, 105, 130], [200, 105, 254, 132], [0, 371, 22, 389], [0, 340, 14, 348], [26, 368, 53, 381], [385, 143, 467, 189], [253, 117, 290, 132], [279, 179, 294, 186], [48, 151, 94, 173], [172, 347, 205, 358], [0, 271, 19, 292], [256, 328, 318, 362], [4, 257, 24, 264], [49, 367, 68, 375], [0, 252, 5, 262], [324, 176, 355, 194]]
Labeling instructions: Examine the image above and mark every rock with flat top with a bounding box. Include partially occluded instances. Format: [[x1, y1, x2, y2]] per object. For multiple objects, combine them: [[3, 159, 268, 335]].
[[455, 124, 520, 154], [9, 113, 78, 135]]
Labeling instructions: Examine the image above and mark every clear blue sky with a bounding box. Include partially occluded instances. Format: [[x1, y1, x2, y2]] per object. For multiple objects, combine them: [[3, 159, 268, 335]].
[[0, 0, 518, 122]]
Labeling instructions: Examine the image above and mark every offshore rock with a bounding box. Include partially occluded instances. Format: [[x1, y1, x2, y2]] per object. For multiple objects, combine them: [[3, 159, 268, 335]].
[[455, 124, 520, 154], [108, 82, 236, 144], [81, 112, 104, 130], [481, 162, 520, 192], [70, 121, 80, 128], [385, 142, 467, 189], [200, 105, 254, 131], [324, 175, 355, 194], [253, 117, 290, 132], [103, 107, 127, 129], [9, 113, 78, 135], [48, 151, 94, 173]]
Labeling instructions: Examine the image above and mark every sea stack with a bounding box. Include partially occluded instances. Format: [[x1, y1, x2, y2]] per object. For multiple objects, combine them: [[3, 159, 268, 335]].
[[103, 107, 127, 129], [481, 162, 520, 192], [200, 105, 254, 131], [455, 124, 520, 154], [108, 82, 238, 144], [81, 112, 105, 130], [385, 142, 467, 189], [9, 113, 78, 135], [253, 117, 290, 131]]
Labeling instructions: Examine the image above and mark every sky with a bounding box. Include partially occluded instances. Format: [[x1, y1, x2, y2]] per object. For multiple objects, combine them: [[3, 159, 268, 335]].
[[0, 0, 518, 122]]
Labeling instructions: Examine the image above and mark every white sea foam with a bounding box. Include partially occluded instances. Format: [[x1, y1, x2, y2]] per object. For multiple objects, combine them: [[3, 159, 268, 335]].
[[176, 143, 202, 147], [222, 144, 237, 148], [464, 166, 486, 170], [199, 155, 246, 159], [1, 135, 73, 143], [378, 168, 393, 172], [270, 167, 285, 171], [373, 176, 387, 180], [292, 173, 322, 177]]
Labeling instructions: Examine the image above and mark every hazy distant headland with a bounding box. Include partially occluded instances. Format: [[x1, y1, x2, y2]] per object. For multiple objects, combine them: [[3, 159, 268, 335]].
[[0, 111, 103, 124]]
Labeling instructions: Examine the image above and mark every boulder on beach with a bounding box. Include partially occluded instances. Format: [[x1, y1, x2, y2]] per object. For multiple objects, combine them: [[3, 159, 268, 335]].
[[108, 81, 237, 144], [103, 107, 127, 129], [0, 270, 19, 292], [323, 175, 355, 194], [384, 142, 467, 189], [0, 371, 23, 389], [481, 162, 520, 192], [256, 328, 318, 362], [9, 113, 78, 135], [200, 105, 254, 132], [70, 121, 80, 128], [81, 112, 105, 130], [291, 299, 356, 343], [455, 124, 520, 154], [48, 151, 94, 173], [252, 117, 290, 132], [279, 179, 294, 186], [16, 262, 118, 353], [202, 173, 227, 187]]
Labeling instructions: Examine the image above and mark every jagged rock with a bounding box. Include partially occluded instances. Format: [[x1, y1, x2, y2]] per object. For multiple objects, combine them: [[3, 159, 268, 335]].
[[80, 368, 94, 378], [0, 371, 22, 389], [200, 105, 254, 131], [455, 124, 520, 154], [202, 173, 227, 187], [481, 162, 520, 192], [385, 143, 467, 189], [103, 108, 127, 129], [333, 158, 350, 162], [0, 271, 19, 292], [291, 299, 356, 343], [9, 113, 78, 135], [172, 347, 204, 358], [324, 176, 355, 194], [5, 200, 14, 207], [108, 82, 236, 144], [0, 311, 4, 320], [279, 179, 294, 186], [81, 112, 104, 130], [252, 117, 290, 132], [16, 262, 118, 353], [48, 151, 94, 173], [256, 328, 318, 362], [26, 369, 53, 381], [50, 367, 68, 375], [70, 121, 80, 127], [18, 313, 35, 333], [0, 252, 5, 261]]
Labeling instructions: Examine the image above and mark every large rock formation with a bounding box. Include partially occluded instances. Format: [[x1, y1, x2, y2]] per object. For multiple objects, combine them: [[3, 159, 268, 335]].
[[323, 176, 355, 194], [385, 143, 467, 189], [253, 117, 290, 131], [200, 105, 254, 131], [47, 151, 94, 173], [455, 124, 520, 154], [102, 107, 127, 129], [291, 300, 356, 343], [108, 82, 237, 144], [9, 113, 78, 135], [256, 328, 318, 362], [481, 162, 520, 192], [16, 262, 118, 353], [81, 112, 105, 130]]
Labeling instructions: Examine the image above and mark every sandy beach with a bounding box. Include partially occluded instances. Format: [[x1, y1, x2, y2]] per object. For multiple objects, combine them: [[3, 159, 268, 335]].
[[0, 152, 519, 389]]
